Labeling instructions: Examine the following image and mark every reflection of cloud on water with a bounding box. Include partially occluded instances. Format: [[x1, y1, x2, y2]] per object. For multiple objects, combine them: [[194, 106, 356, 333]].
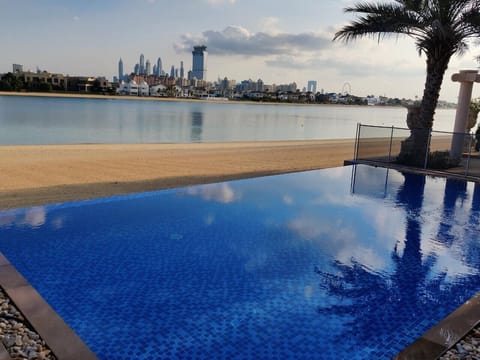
[[288, 216, 356, 247], [24, 207, 46, 227], [0, 207, 47, 228], [185, 184, 241, 204], [288, 215, 391, 272], [0, 213, 16, 227], [283, 195, 293, 205], [204, 214, 215, 225], [51, 216, 64, 230]]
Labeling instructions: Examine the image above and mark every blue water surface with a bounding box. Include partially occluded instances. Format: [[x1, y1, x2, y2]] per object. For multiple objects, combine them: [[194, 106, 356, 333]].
[[0, 165, 479, 359]]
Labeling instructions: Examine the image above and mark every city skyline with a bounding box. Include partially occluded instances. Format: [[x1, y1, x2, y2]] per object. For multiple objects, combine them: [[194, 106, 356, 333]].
[[1, 0, 480, 102]]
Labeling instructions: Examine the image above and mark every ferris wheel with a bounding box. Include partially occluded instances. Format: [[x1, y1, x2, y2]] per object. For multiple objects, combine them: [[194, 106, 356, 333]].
[[342, 82, 351, 95]]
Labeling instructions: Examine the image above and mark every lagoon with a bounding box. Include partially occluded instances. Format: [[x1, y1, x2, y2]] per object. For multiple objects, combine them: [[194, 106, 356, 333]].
[[0, 95, 457, 145]]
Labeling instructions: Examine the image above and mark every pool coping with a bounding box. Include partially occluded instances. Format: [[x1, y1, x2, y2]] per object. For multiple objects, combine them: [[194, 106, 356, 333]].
[[394, 292, 480, 359], [0, 252, 98, 360]]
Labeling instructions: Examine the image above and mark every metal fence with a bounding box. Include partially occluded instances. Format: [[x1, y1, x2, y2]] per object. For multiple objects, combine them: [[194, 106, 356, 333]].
[[353, 124, 479, 179]]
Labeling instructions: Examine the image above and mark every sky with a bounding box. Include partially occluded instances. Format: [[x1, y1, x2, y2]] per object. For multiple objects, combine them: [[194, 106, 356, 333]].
[[1, 0, 480, 102]]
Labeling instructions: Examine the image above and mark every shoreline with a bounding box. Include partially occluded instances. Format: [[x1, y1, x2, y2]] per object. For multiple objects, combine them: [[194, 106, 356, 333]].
[[0, 91, 397, 108], [0, 140, 356, 210]]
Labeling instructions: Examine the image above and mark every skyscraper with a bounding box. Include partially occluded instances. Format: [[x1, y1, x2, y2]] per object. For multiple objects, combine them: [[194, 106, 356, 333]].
[[146, 60, 151, 76], [139, 54, 145, 75], [180, 61, 184, 79], [170, 65, 175, 78], [192, 45, 207, 80], [118, 58, 123, 82], [156, 57, 162, 76], [307, 80, 317, 93]]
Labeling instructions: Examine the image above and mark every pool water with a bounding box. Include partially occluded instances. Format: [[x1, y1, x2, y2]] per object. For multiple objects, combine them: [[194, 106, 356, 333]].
[[0, 165, 479, 359]]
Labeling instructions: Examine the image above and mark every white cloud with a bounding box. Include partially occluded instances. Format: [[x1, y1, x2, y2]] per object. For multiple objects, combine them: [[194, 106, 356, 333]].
[[260, 17, 281, 34], [207, 0, 236, 5], [175, 25, 331, 57]]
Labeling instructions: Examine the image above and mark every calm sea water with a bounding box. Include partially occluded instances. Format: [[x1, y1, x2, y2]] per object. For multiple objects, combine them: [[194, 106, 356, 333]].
[[0, 95, 457, 145]]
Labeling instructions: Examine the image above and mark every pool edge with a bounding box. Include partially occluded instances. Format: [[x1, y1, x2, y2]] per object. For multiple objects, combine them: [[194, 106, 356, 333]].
[[394, 292, 480, 359], [0, 252, 98, 360]]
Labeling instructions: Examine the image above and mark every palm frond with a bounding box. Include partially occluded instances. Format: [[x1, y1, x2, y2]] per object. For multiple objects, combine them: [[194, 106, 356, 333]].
[[334, 2, 424, 42]]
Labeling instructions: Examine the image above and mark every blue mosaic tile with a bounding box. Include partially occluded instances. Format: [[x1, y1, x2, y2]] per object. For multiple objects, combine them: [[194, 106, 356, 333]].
[[0, 165, 480, 359]]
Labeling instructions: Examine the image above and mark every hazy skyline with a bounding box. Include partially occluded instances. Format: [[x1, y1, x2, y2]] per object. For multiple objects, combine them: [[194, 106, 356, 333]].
[[1, 0, 480, 102]]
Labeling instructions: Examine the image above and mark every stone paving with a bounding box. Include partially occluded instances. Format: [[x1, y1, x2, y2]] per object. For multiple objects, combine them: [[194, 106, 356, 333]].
[[0, 287, 56, 360]]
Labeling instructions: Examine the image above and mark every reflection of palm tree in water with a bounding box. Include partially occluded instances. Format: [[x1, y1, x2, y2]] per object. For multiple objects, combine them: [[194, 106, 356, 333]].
[[314, 173, 469, 352], [391, 173, 435, 306], [436, 179, 467, 246]]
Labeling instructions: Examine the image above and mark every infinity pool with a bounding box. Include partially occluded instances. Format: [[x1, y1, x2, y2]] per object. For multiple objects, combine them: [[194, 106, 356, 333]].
[[0, 165, 479, 359]]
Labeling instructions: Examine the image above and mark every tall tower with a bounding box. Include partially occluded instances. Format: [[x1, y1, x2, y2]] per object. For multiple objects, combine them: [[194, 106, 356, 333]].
[[180, 61, 184, 79], [146, 60, 151, 76], [139, 54, 145, 75], [157, 57, 162, 76], [170, 65, 175, 78], [192, 45, 207, 80], [118, 58, 123, 82], [307, 80, 317, 93]]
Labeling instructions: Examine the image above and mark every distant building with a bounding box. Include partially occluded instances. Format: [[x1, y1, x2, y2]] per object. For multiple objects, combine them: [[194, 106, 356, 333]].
[[256, 79, 264, 92], [134, 63, 140, 75], [118, 58, 123, 82], [192, 45, 207, 80], [307, 80, 317, 93], [139, 54, 145, 75], [146, 60, 151, 76], [170, 65, 175, 78], [156, 57, 163, 76], [180, 61, 184, 79], [12, 64, 23, 73]]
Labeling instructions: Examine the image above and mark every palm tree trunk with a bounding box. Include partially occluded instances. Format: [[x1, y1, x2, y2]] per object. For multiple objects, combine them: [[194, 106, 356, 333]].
[[398, 53, 451, 167], [419, 54, 451, 130]]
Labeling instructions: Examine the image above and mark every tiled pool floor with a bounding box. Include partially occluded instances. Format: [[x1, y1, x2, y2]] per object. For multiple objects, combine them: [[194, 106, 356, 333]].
[[1, 165, 480, 359]]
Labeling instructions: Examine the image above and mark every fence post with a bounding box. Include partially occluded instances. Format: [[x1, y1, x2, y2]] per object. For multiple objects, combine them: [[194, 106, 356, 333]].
[[388, 126, 394, 163], [423, 129, 432, 169], [465, 132, 473, 177], [354, 123, 361, 163]]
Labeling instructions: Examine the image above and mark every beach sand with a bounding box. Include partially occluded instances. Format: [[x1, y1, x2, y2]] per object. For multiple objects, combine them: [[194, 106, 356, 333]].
[[0, 140, 356, 210]]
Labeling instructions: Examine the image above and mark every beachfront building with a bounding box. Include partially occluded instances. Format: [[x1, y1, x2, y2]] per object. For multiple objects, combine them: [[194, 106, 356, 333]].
[[12, 64, 23, 74], [19, 71, 66, 90], [117, 80, 149, 96], [192, 45, 207, 81], [150, 84, 167, 96]]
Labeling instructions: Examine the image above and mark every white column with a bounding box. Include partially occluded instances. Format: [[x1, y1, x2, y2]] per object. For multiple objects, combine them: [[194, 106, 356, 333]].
[[450, 70, 480, 160]]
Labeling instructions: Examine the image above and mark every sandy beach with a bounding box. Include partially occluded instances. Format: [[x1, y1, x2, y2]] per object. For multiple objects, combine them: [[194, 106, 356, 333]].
[[0, 90, 322, 106], [0, 140, 356, 210]]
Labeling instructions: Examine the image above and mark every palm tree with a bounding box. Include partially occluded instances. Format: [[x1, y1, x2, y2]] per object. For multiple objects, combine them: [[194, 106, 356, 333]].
[[334, 0, 480, 166]]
